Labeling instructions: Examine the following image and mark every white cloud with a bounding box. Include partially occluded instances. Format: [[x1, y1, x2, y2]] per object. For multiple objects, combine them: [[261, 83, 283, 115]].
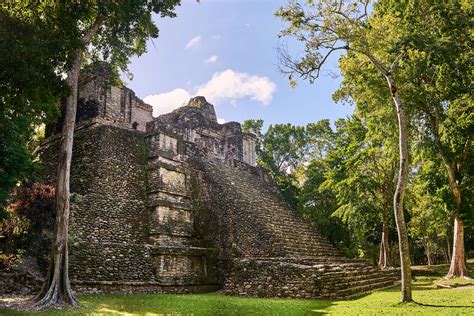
[[143, 69, 276, 117], [185, 35, 201, 49], [204, 55, 218, 64], [144, 88, 190, 117], [217, 118, 226, 124], [196, 69, 276, 105]]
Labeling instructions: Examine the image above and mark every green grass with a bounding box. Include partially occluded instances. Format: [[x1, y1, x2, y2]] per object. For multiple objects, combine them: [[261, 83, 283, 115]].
[[1, 277, 473, 316]]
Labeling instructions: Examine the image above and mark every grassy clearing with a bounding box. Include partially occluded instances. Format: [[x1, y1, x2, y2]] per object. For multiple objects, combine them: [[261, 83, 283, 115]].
[[1, 276, 473, 316], [412, 259, 474, 277], [413, 259, 474, 288]]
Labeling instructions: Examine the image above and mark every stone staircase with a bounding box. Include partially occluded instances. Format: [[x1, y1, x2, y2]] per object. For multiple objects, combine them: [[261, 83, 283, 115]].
[[194, 158, 399, 298]]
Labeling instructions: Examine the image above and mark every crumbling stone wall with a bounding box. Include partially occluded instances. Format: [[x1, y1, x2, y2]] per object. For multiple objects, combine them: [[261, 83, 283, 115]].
[[77, 68, 153, 132], [147, 96, 257, 166]]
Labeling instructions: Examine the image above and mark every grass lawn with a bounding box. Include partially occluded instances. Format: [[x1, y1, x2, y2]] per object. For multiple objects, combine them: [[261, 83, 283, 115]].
[[0, 276, 473, 316]]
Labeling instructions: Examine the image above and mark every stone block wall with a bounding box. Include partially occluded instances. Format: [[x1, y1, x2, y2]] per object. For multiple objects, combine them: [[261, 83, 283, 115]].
[[39, 123, 155, 286], [147, 97, 257, 166], [39, 122, 222, 293], [78, 79, 153, 132], [145, 130, 219, 289]]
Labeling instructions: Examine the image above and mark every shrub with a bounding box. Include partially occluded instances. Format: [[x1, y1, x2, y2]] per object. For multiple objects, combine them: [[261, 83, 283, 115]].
[[1, 183, 55, 271]]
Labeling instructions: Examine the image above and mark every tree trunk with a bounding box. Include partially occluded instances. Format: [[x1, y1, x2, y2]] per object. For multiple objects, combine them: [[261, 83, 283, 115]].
[[424, 238, 432, 266], [378, 216, 393, 269], [446, 211, 469, 278], [34, 51, 83, 308], [446, 234, 452, 263], [386, 75, 412, 303], [445, 163, 469, 278]]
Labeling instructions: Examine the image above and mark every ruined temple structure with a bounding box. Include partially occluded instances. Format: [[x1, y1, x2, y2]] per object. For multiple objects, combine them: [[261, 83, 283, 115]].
[[39, 73, 399, 298]]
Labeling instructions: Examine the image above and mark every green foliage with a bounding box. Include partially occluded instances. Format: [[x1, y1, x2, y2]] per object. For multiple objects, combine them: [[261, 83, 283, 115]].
[[299, 158, 354, 256], [72, 0, 181, 83], [243, 119, 356, 255], [0, 0, 182, 216], [0, 7, 69, 215], [276, 0, 472, 266], [379, 0, 473, 211], [0, 183, 55, 270], [243, 120, 308, 208]]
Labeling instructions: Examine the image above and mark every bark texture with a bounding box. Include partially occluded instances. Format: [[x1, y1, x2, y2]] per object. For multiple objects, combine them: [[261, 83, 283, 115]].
[[33, 17, 104, 309], [386, 75, 412, 302], [365, 54, 413, 302], [423, 238, 432, 266], [446, 211, 468, 278], [445, 164, 469, 278], [378, 220, 393, 269], [446, 235, 452, 263], [34, 52, 83, 308], [378, 166, 395, 269]]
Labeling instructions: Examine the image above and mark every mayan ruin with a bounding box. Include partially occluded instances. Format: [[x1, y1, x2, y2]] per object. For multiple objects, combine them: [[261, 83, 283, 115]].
[[2, 1, 472, 314], [36, 70, 400, 298]]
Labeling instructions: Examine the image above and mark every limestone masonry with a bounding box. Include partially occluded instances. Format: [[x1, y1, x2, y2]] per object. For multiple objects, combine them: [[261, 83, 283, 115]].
[[39, 72, 399, 298]]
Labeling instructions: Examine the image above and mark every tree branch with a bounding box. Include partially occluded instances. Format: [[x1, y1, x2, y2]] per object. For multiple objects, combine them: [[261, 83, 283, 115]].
[[357, 0, 370, 21], [81, 15, 105, 44], [390, 51, 406, 73], [278, 43, 348, 81], [364, 53, 389, 77]]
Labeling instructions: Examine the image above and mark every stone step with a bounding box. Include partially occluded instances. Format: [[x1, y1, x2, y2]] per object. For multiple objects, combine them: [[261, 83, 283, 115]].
[[274, 233, 334, 246], [321, 273, 394, 287], [283, 246, 340, 254], [200, 161, 400, 299], [330, 279, 397, 298]]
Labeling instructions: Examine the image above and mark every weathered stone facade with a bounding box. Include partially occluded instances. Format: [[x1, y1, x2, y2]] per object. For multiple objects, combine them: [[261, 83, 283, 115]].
[[38, 78, 399, 298], [78, 69, 153, 132]]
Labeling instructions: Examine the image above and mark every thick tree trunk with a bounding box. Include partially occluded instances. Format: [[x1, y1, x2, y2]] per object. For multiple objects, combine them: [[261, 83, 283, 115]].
[[446, 211, 469, 278], [386, 75, 412, 303], [34, 51, 83, 308], [378, 216, 393, 269], [445, 164, 469, 278]]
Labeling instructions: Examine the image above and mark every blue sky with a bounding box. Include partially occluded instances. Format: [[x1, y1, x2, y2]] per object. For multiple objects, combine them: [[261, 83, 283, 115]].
[[127, 0, 354, 129]]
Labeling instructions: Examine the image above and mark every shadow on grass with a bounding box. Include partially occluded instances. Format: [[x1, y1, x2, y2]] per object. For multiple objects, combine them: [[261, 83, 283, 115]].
[[414, 301, 474, 309], [380, 276, 449, 292], [77, 293, 336, 316]]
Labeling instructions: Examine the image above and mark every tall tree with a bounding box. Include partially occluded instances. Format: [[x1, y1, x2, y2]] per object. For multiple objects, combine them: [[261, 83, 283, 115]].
[[276, 0, 414, 301], [391, 0, 472, 278], [3, 1, 181, 308]]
